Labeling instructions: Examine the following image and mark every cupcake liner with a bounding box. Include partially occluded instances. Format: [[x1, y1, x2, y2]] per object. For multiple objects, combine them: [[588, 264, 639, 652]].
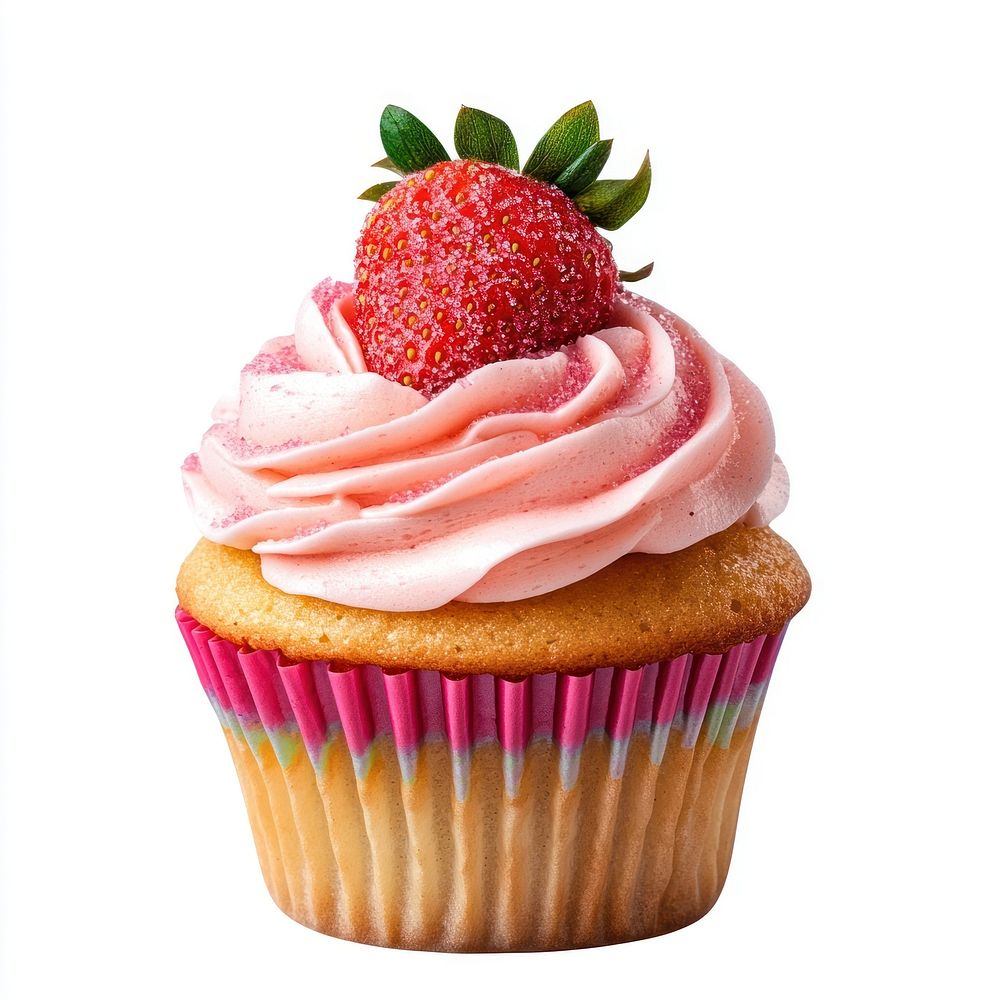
[[177, 607, 788, 950]]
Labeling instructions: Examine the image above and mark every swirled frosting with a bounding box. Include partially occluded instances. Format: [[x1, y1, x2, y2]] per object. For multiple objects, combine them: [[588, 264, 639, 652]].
[[182, 279, 787, 611]]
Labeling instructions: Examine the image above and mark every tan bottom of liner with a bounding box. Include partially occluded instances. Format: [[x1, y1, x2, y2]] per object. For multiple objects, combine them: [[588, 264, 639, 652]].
[[221, 721, 760, 951]]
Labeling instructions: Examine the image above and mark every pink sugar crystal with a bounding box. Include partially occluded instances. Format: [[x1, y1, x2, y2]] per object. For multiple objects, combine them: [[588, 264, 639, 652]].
[[613, 310, 711, 485], [293, 519, 331, 539], [539, 348, 592, 412], [312, 277, 355, 318], [181, 453, 202, 473], [212, 501, 256, 530], [385, 465, 474, 505], [242, 338, 306, 377], [216, 423, 307, 460]]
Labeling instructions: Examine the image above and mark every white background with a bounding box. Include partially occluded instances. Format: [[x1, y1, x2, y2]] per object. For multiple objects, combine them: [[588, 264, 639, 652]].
[[2, 1, 998, 996]]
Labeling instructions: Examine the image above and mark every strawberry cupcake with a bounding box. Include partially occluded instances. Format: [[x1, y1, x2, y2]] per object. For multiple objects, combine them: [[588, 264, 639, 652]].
[[176, 102, 810, 951]]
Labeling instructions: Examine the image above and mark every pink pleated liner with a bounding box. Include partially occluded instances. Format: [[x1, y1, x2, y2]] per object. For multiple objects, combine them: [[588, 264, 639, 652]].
[[176, 608, 787, 795]]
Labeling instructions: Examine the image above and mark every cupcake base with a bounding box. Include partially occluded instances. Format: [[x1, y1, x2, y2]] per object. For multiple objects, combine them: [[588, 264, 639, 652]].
[[178, 610, 785, 951]]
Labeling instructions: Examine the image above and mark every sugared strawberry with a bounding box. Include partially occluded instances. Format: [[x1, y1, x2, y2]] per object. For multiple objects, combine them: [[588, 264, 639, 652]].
[[354, 103, 653, 393], [355, 161, 618, 392]]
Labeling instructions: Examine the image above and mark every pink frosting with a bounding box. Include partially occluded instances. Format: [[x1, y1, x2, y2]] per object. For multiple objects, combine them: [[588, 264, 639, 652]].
[[182, 279, 787, 611]]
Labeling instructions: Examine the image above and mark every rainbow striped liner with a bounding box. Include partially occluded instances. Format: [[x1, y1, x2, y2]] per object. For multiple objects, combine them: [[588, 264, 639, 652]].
[[176, 608, 788, 950], [177, 610, 784, 795]]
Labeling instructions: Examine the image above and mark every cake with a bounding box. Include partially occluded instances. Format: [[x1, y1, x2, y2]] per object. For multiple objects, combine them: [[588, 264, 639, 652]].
[[176, 101, 810, 951]]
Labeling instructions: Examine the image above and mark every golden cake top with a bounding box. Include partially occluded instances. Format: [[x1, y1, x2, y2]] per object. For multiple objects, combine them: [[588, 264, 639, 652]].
[[177, 525, 809, 674]]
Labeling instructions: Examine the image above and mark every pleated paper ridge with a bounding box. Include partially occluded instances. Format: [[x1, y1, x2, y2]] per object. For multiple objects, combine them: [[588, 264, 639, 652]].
[[177, 608, 788, 951]]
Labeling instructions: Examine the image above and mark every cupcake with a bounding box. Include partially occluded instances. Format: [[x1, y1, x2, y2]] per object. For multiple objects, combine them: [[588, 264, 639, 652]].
[[176, 102, 810, 951]]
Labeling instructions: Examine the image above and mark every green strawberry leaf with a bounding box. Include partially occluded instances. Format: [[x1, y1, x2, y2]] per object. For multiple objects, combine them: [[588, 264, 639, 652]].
[[619, 261, 654, 282], [523, 101, 600, 182], [371, 156, 405, 176], [554, 138, 613, 196], [454, 106, 519, 170], [575, 152, 652, 230], [379, 105, 450, 174], [358, 181, 398, 202]]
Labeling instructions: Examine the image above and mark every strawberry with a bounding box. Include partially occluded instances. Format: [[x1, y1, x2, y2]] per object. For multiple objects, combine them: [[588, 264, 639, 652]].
[[354, 103, 653, 393]]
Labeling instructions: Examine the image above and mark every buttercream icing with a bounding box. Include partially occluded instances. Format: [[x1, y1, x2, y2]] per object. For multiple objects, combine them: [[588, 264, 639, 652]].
[[182, 280, 786, 611]]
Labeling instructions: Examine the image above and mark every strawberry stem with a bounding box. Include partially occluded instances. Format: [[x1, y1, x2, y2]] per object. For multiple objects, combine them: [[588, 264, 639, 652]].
[[454, 106, 519, 170], [619, 262, 655, 282], [379, 106, 449, 173], [575, 152, 652, 231], [358, 181, 397, 202], [522, 101, 600, 182], [363, 103, 653, 235]]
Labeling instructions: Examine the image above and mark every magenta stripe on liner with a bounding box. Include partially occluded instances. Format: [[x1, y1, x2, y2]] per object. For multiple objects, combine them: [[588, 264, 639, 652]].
[[470, 674, 497, 743], [585, 666, 614, 733], [683, 653, 723, 718], [441, 674, 473, 753], [358, 664, 393, 737], [311, 660, 341, 732], [497, 676, 532, 755], [294, 659, 341, 732], [209, 636, 261, 722], [752, 626, 788, 685], [191, 624, 232, 713], [328, 667, 376, 758], [238, 648, 294, 731], [277, 660, 331, 752], [383, 670, 424, 752], [711, 645, 743, 708], [705, 646, 745, 741], [606, 666, 644, 742], [553, 672, 595, 750], [176, 612, 216, 698], [634, 661, 659, 728], [415, 669, 446, 737], [653, 654, 691, 728], [529, 673, 557, 741], [730, 634, 765, 703]]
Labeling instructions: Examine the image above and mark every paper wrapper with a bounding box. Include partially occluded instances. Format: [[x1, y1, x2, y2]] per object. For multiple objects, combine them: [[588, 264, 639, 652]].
[[177, 608, 788, 951]]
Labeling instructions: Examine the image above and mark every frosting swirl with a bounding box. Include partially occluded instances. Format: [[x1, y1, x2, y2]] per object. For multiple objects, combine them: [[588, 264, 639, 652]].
[[182, 279, 787, 611]]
